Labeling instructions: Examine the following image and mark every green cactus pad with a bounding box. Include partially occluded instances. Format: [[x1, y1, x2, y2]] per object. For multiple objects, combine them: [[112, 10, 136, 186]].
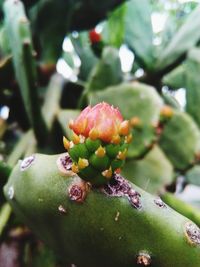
[[3, 0, 47, 144], [185, 165, 200, 187], [91, 82, 163, 158], [122, 146, 174, 194], [4, 153, 200, 267], [185, 49, 200, 128], [159, 110, 200, 171], [86, 46, 123, 92]]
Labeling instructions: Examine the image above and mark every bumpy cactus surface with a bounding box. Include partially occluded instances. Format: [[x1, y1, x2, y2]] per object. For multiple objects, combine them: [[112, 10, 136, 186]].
[[4, 153, 200, 267], [2, 1, 200, 266]]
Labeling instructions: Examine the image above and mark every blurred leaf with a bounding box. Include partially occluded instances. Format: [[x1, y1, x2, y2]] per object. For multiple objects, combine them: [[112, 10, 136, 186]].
[[0, 55, 14, 89], [124, 0, 154, 69], [122, 145, 174, 194], [71, 33, 97, 80], [177, 184, 200, 209], [91, 82, 163, 123], [29, 0, 126, 63], [71, 32, 98, 81], [87, 46, 122, 92], [42, 74, 64, 130], [103, 3, 126, 48], [186, 165, 200, 187], [0, 26, 11, 56], [185, 47, 200, 128], [3, 0, 47, 145], [161, 192, 200, 227], [156, 5, 200, 71], [159, 111, 200, 171], [162, 64, 186, 90], [57, 109, 80, 139], [162, 92, 181, 109]]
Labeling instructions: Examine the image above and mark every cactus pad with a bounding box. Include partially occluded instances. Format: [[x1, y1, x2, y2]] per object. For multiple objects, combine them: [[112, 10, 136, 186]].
[[4, 153, 200, 267], [159, 111, 200, 171]]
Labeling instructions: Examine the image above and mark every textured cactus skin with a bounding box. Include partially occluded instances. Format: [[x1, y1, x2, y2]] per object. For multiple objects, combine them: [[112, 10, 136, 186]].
[[4, 153, 200, 267]]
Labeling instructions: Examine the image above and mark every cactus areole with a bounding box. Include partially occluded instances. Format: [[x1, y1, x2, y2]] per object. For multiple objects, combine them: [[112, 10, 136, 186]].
[[63, 102, 131, 186]]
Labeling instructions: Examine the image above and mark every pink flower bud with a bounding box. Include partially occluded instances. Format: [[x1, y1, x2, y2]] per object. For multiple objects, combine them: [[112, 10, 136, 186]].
[[70, 102, 125, 143]]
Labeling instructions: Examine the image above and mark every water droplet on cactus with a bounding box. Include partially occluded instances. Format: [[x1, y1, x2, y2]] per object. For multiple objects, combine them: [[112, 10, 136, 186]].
[[136, 251, 151, 266], [20, 155, 35, 171], [185, 222, 200, 245], [58, 205, 67, 215], [154, 198, 166, 208], [8, 185, 14, 199]]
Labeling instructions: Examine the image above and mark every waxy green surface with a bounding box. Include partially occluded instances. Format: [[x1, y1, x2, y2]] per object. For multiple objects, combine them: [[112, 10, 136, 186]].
[[4, 154, 200, 267]]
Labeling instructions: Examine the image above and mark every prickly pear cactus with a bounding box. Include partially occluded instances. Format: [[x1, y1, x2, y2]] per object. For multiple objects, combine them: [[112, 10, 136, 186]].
[[159, 110, 200, 171], [4, 153, 200, 267], [63, 102, 131, 186], [91, 82, 163, 159]]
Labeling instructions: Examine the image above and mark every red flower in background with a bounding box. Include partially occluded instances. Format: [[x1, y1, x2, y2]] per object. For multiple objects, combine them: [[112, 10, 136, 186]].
[[89, 29, 102, 43]]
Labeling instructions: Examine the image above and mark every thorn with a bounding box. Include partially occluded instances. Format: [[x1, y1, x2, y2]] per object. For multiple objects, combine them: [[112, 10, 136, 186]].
[[71, 163, 79, 173], [72, 133, 80, 144], [78, 158, 89, 170], [125, 133, 133, 144], [95, 146, 106, 157], [70, 141, 74, 149], [89, 128, 99, 140], [119, 120, 130, 136], [117, 149, 127, 160], [130, 117, 141, 127], [102, 167, 112, 179], [111, 134, 121, 144], [69, 119, 74, 129], [63, 136, 70, 150]]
